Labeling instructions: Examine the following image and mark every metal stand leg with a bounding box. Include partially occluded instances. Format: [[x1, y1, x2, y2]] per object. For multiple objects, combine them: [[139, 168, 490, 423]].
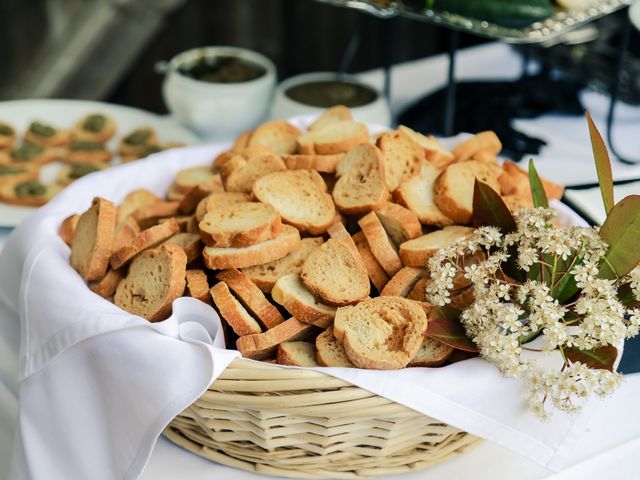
[[606, 14, 637, 164], [381, 22, 394, 126], [444, 29, 459, 136]]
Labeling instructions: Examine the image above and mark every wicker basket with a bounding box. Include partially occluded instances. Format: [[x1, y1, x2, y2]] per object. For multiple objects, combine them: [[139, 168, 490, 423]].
[[164, 358, 480, 479]]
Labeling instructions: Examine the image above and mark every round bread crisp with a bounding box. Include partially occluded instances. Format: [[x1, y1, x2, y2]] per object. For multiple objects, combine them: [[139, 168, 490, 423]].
[[203, 224, 301, 270], [194, 191, 251, 222], [300, 238, 370, 306], [316, 327, 354, 368], [199, 202, 281, 248], [110, 218, 180, 270], [0, 181, 62, 207], [253, 169, 335, 235], [114, 243, 187, 322], [73, 113, 117, 143], [333, 296, 428, 370], [70, 197, 117, 281]]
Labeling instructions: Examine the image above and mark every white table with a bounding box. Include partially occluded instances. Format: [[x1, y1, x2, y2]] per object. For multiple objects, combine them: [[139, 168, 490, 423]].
[[2, 42, 640, 480]]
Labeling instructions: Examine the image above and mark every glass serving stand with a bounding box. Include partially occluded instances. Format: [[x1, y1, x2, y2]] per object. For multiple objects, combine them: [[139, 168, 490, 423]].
[[314, 0, 638, 164]]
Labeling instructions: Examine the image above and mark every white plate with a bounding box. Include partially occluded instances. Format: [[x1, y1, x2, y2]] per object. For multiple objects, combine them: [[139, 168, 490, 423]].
[[0, 99, 200, 227]]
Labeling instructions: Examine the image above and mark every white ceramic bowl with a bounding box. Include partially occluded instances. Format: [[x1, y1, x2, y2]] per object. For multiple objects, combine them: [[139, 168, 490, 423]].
[[161, 46, 276, 140], [270, 72, 391, 127]]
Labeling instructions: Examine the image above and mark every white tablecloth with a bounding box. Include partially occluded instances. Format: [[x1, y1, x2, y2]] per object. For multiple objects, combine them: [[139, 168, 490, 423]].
[[2, 41, 640, 480]]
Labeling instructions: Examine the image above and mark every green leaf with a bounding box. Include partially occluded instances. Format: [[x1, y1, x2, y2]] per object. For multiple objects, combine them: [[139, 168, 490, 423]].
[[586, 110, 614, 215], [599, 195, 640, 279], [518, 329, 542, 345], [617, 282, 640, 309], [426, 306, 478, 353], [471, 179, 517, 234], [565, 345, 618, 371], [528, 159, 549, 209]]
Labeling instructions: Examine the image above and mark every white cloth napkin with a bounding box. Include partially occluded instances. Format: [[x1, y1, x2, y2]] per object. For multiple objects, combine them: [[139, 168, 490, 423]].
[[0, 119, 605, 480]]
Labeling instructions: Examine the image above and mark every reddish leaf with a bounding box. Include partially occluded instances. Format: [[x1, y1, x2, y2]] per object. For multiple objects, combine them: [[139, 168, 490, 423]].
[[565, 345, 618, 372], [426, 306, 478, 353], [472, 179, 517, 234], [446, 349, 480, 365], [586, 111, 614, 215]]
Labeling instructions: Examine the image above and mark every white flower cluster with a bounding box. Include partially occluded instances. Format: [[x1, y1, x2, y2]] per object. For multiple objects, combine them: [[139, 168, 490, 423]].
[[426, 207, 638, 419]]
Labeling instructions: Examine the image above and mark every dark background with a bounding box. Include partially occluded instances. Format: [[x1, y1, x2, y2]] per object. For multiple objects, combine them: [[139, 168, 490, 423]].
[[0, 0, 485, 113]]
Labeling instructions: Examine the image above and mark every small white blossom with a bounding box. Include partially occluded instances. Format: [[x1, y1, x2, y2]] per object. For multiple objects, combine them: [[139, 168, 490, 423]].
[[424, 207, 635, 420]]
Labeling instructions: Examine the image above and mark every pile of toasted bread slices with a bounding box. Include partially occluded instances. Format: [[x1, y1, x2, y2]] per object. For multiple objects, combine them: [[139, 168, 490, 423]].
[[63, 106, 563, 369]]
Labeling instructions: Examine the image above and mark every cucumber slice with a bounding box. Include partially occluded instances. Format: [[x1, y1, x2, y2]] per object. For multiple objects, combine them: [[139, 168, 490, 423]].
[[427, 0, 554, 28]]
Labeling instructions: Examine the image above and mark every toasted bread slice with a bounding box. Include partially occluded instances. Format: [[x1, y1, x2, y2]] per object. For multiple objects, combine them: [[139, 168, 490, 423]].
[[59, 213, 80, 247], [178, 179, 225, 214], [231, 131, 252, 153], [0, 181, 62, 207], [352, 231, 389, 292], [240, 237, 323, 292], [298, 120, 368, 156], [408, 337, 454, 367], [327, 221, 361, 261], [315, 327, 355, 367], [253, 169, 335, 234], [203, 224, 300, 270], [132, 201, 180, 229], [56, 162, 106, 186], [73, 113, 117, 143], [71, 197, 117, 281], [166, 183, 186, 201], [407, 276, 429, 301], [452, 131, 502, 162], [195, 191, 251, 222], [374, 202, 422, 246], [399, 226, 473, 267], [159, 215, 191, 232], [276, 341, 318, 367], [502, 194, 534, 213], [114, 244, 187, 322], [357, 211, 403, 276], [500, 160, 564, 200], [0, 162, 40, 185], [309, 105, 353, 132], [119, 189, 161, 224], [24, 121, 72, 147], [89, 268, 123, 299], [199, 202, 281, 248], [394, 163, 454, 227], [434, 160, 501, 225], [333, 296, 428, 369], [380, 266, 428, 297], [113, 216, 140, 252], [110, 218, 180, 270], [301, 238, 370, 306], [210, 281, 262, 336], [247, 120, 301, 155], [217, 269, 285, 329], [175, 166, 217, 193], [376, 130, 424, 191], [398, 126, 455, 169], [271, 274, 337, 328], [471, 149, 499, 164], [221, 149, 287, 193], [185, 269, 211, 305], [332, 143, 388, 215], [163, 232, 202, 263], [236, 317, 317, 360], [282, 153, 344, 173]]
